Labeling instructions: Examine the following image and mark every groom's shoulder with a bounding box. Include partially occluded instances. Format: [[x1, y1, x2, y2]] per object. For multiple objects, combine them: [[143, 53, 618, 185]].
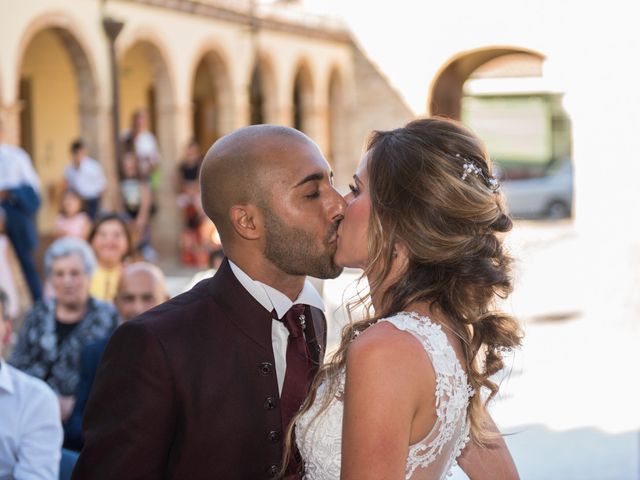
[[133, 275, 224, 330]]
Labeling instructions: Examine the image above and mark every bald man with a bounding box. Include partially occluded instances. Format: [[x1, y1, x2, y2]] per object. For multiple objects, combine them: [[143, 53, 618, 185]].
[[73, 125, 345, 479], [64, 262, 168, 451]]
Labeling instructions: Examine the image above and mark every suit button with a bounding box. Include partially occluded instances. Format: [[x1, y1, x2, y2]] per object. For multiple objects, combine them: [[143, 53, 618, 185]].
[[266, 463, 280, 478], [263, 396, 277, 410], [267, 430, 281, 443], [258, 362, 273, 375]]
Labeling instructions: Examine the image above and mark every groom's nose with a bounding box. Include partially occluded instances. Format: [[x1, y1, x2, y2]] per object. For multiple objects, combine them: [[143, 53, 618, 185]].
[[328, 186, 346, 221]]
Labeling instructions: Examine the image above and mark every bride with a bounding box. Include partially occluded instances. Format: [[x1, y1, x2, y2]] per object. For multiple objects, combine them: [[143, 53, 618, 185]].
[[289, 117, 522, 479]]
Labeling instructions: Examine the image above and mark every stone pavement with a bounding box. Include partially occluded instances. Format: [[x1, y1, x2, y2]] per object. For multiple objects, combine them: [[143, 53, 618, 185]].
[[162, 219, 640, 479]]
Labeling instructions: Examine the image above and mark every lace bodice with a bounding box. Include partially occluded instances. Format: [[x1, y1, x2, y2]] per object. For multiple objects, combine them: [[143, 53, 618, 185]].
[[296, 312, 473, 480]]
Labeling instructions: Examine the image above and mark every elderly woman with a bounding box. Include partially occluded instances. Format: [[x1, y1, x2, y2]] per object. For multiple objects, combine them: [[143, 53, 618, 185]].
[[9, 236, 117, 422]]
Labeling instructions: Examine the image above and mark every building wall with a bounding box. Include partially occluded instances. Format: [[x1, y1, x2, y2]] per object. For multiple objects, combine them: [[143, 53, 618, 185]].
[[1, 0, 411, 259], [20, 29, 80, 231]]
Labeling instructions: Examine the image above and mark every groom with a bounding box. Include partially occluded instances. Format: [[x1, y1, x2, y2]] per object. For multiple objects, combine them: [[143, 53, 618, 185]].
[[72, 125, 346, 479]]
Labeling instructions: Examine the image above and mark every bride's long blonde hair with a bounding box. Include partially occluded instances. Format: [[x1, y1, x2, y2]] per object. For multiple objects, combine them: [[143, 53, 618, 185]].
[[282, 117, 522, 473]]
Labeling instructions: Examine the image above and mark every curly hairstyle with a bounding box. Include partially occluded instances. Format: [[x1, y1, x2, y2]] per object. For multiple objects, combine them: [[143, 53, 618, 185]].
[[282, 117, 522, 472]]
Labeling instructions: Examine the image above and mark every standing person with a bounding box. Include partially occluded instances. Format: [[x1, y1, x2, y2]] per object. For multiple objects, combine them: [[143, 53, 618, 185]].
[[64, 139, 106, 220], [9, 236, 116, 426], [123, 108, 161, 205], [126, 108, 160, 178], [64, 262, 168, 450], [294, 118, 521, 479], [73, 125, 345, 479], [176, 138, 202, 194], [0, 288, 64, 479], [123, 109, 161, 249], [176, 138, 207, 266], [0, 120, 42, 302], [118, 146, 154, 260]]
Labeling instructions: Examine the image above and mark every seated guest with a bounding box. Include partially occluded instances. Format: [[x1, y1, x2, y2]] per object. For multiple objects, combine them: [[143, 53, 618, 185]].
[[64, 262, 168, 450], [88, 213, 132, 302], [0, 288, 63, 479], [9, 236, 117, 424]]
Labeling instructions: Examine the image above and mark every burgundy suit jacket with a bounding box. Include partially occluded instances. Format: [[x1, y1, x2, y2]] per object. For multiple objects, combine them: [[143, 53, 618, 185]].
[[72, 259, 327, 479]]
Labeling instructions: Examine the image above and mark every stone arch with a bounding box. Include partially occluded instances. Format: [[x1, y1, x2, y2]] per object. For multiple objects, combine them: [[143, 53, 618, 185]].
[[431, 46, 572, 203], [118, 35, 176, 149], [249, 52, 278, 125], [292, 60, 314, 134], [429, 46, 545, 119], [118, 34, 179, 256], [190, 47, 235, 150], [15, 14, 101, 232]]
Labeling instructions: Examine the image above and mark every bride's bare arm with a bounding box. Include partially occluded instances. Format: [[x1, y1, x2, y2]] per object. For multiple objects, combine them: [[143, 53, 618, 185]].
[[340, 322, 433, 480], [456, 415, 519, 479]]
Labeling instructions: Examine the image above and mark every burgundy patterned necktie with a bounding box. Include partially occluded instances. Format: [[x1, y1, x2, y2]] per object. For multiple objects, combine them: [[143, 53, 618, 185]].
[[278, 304, 313, 436]]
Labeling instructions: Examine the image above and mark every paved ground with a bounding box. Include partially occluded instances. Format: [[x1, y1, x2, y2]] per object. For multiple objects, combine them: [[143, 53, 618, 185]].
[[163, 219, 640, 479]]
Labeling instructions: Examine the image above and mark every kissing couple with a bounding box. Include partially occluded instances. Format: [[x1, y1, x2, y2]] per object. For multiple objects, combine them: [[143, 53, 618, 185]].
[[73, 118, 522, 480]]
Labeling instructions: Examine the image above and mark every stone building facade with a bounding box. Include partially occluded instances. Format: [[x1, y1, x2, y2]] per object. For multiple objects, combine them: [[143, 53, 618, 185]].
[[0, 0, 414, 256]]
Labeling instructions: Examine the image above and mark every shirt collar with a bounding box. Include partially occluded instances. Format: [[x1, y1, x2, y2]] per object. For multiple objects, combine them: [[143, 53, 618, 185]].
[[228, 260, 324, 319], [0, 359, 14, 394]]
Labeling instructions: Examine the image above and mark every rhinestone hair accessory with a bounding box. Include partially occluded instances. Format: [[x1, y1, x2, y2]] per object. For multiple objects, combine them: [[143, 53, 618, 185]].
[[456, 153, 500, 193]]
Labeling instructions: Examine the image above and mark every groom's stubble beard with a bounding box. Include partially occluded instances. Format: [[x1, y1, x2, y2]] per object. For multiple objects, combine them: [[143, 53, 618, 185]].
[[262, 209, 343, 279]]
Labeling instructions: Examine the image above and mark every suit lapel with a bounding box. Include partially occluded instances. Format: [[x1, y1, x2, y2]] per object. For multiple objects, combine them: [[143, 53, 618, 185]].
[[207, 259, 274, 352], [208, 259, 328, 366]]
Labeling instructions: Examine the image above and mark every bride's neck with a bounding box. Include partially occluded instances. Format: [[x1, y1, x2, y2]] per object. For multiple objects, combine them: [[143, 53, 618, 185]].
[[366, 271, 396, 314]]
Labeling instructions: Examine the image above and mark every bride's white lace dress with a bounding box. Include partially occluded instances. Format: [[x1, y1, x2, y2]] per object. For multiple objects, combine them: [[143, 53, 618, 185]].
[[296, 311, 473, 480]]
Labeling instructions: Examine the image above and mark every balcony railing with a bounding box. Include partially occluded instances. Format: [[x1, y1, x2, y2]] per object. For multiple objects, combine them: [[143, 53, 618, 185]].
[[133, 0, 348, 36]]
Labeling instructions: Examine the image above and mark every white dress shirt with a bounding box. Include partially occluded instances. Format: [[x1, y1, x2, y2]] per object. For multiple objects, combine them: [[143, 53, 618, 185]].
[[0, 144, 40, 193], [64, 156, 106, 200], [228, 260, 325, 394], [0, 359, 62, 480]]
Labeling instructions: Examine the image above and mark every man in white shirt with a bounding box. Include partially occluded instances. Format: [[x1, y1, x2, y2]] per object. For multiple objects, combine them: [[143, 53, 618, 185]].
[[0, 121, 42, 301], [64, 139, 106, 220], [0, 288, 63, 479]]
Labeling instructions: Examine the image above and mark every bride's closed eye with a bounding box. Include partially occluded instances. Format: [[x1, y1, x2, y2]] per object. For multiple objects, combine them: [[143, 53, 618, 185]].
[[348, 183, 360, 196]]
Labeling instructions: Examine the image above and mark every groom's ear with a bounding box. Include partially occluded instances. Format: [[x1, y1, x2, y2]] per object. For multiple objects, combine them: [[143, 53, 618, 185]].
[[229, 204, 263, 241]]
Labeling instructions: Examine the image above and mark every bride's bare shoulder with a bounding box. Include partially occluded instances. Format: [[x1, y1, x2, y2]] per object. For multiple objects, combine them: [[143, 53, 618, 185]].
[[346, 319, 429, 372]]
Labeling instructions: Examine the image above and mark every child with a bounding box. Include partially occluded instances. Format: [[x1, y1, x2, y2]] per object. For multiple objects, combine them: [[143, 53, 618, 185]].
[[52, 188, 91, 240]]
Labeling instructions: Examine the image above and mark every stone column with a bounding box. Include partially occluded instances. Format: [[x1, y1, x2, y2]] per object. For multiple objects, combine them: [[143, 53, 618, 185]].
[[152, 102, 193, 261], [309, 102, 329, 159], [0, 102, 22, 146], [92, 104, 119, 212]]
